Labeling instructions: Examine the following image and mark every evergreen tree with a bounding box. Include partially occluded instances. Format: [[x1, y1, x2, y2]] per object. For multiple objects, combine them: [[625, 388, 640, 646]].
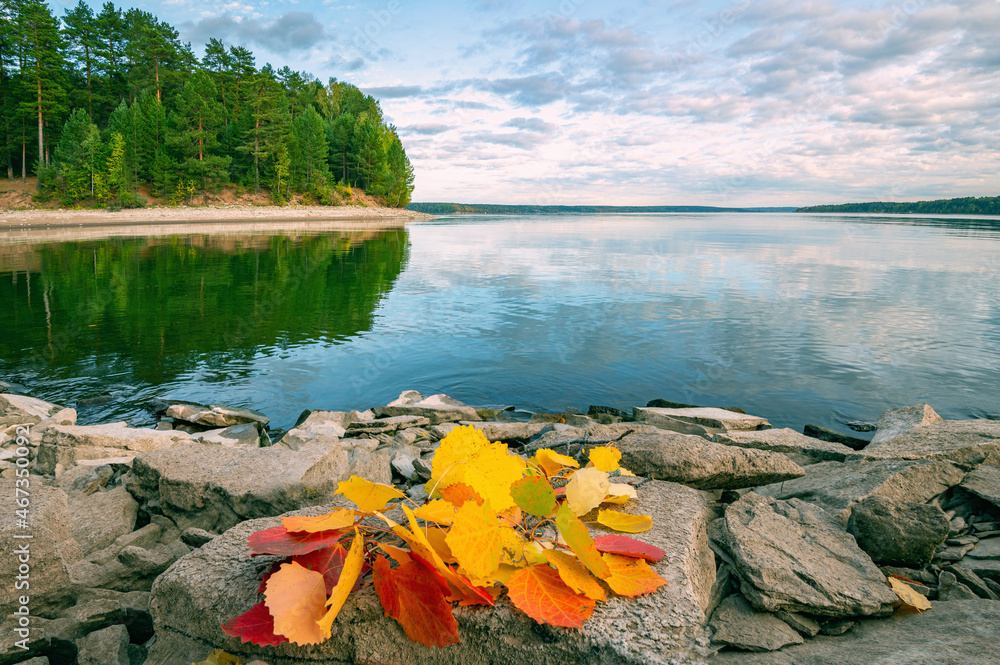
[[93, 2, 125, 116], [62, 1, 97, 118], [167, 69, 229, 191], [18, 0, 67, 170], [291, 105, 328, 192], [52, 107, 102, 202], [237, 65, 289, 194]]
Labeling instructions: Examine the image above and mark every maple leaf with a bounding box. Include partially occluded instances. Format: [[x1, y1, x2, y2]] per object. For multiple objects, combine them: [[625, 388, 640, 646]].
[[283, 509, 358, 534], [248, 526, 344, 557], [506, 564, 596, 628], [555, 502, 611, 579], [564, 466, 610, 516], [317, 528, 366, 638], [596, 509, 653, 533], [413, 499, 456, 526], [439, 483, 484, 507], [544, 550, 606, 601], [588, 446, 621, 472], [888, 577, 931, 613], [427, 425, 525, 511], [593, 534, 665, 562], [264, 561, 328, 645], [602, 553, 668, 597], [336, 475, 405, 512], [377, 558, 461, 647], [510, 475, 557, 517], [446, 499, 503, 582], [221, 601, 289, 647], [534, 448, 579, 478]]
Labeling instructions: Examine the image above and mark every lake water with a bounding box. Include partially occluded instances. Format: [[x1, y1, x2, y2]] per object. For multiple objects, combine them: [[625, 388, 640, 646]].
[[2, 213, 999, 436]]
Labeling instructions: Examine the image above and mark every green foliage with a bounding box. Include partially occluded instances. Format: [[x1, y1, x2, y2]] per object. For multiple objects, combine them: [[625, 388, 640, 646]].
[[796, 197, 1000, 215]]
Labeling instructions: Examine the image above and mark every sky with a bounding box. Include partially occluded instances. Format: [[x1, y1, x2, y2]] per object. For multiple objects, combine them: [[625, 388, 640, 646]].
[[68, 0, 1000, 206]]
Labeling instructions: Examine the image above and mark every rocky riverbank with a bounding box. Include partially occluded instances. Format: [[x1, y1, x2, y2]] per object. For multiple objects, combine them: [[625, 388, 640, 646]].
[[1, 384, 999, 665]]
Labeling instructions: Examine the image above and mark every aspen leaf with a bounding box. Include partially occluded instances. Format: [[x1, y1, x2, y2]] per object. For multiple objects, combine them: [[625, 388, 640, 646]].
[[555, 502, 611, 579], [378, 542, 413, 566], [619, 467, 636, 476], [221, 601, 289, 647], [317, 528, 366, 637], [446, 499, 503, 581], [439, 483, 484, 507], [534, 448, 579, 477], [264, 561, 328, 645], [293, 544, 362, 594], [499, 526, 528, 567], [380, 559, 461, 647], [523, 540, 550, 566], [248, 526, 343, 557], [602, 553, 668, 597], [601, 494, 631, 505], [336, 476, 405, 512], [510, 475, 557, 517], [607, 483, 637, 500], [506, 564, 596, 628], [588, 446, 621, 472], [544, 550, 606, 601], [283, 508, 358, 534], [596, 509, 653, 533], [427, 425, 525, 511], [413, 499, 456, 525], [372, 555, 400, 620], [565, 467, 610, 516], [888, 577, 932, 613], [425, 526, 457, 564], [593, 534, 665, 562]]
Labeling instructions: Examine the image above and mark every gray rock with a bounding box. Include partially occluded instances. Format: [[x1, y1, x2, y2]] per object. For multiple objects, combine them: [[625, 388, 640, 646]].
[[862, 420, 1000, 467], [617, 430, 805, 490], [164, 403, 269, 429], [945, 564, 1000, 600], [709, 595, 804, 652], [126, 440, 359, 533], [773, 611, 821, 637], [345, 415, 430, 435], [85, 523, 163, 566], [373, 391, 481, 425], [464, 421, 551, 443], [847, 495, 949, 568], [960, 465, 1000, 509], [191, 423, 260, 447], [180, 528, 217, 548], [278, 411, 357, 450], [965, 537, 1000, 560], [77, 624, 130, 665], [634, 406, 770, 433], [938, 579, 979, 601], [35, 423, 194, 475], [147, 480, 719, 665], [802, 425, 870, 451], [756, 459, 965, 526], [69, 486, 139, 556], [818, 620, 854, 636], [870, 404, 943, 446], [0, 393, 63, 425], [713, 428, 856, 463], [711, 492, 898, 617]]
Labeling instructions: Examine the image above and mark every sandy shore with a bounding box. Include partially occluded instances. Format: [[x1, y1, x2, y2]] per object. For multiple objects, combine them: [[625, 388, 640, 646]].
[[0, 204, 435, 230]]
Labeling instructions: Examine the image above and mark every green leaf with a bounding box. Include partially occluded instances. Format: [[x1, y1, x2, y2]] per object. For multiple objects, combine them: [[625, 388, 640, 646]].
[[510, 475, 557, 517]]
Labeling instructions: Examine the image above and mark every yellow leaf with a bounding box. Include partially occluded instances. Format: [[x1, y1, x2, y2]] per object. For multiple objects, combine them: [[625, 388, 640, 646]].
[[565, 467, 610, 516], [264, 561, 328, 645], [523, 540, 550, 566], [193, 649, 242, 665], [608, 483, 637, 499], [492, 563, 519, 585], [545, 550, 606, 601], [317, 527, 365, 637], [534, 448, 579, 478], [596, 509, 652, 533], [426, 425, 526, 511], [336, 475, 405, 512], [588, 446, 621, 472], [283, 508, 357, 533], [888, 577, 932, 613], [378, 542, 413, 566], [619, 467, 636, 477], [555, 502, 611, 579], [425, 525, 457, 564], [601, 494, 631, 505], [412, 499, 456, 526], [446, 499, 503, 580], [499, 527, 528, 567]]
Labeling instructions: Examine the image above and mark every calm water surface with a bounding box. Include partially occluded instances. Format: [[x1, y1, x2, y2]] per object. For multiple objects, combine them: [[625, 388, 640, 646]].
[[2, 213, 999, 435]]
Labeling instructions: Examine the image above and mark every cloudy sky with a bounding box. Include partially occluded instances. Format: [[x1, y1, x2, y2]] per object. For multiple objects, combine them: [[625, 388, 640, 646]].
[[71, 0, 1000, 206]]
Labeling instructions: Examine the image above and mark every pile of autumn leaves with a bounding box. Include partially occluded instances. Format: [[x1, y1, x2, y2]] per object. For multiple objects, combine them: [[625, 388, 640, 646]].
[[222, 425, 668, 649]]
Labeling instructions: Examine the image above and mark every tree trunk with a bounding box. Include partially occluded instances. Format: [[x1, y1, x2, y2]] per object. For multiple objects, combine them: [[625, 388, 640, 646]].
[[85, 38, 93, 118], [155, 56, 161, 102], [35, 24, 43, 171]]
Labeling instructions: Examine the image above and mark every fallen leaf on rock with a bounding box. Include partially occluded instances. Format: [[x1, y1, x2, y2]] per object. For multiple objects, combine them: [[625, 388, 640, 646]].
[[293, 544, 356, 594], [593, 534, 665, 562], [264, 561, 328, 645], [544, 549, 606, 601], [336, 475, 406, 512], [283, 508, 359, 534], [221, 601, 289, 647], [565, 466, 611, 516], [588, 446, 621, 472], [413, 499, 456, 525], [193, 649, 243, 665], [506, 564, 596, 628], [597, 509, 653, 533], [439, 483, 484, 507], [888, 577, 932, 613], [375, 557, 461, 647], [511, 475, 558, 517], [555, 502, 611, 579], [535, 448, 579, 478], [446, 499, 503, 580], [499, 526, 528, 568], [317, 528, 366, 637], [248, 527, 344, 557], [602, 553, 668, 597], [428, 425, 526, 511]]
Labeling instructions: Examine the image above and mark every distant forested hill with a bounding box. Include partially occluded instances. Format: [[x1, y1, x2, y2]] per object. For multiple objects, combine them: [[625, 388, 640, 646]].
[[408, 203, 797, 214], [796, 197, 1000, 215]]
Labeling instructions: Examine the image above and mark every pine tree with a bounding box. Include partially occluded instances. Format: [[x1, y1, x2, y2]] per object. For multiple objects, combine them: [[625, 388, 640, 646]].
[[94, 2, 125, 117], [291, 105, 328, 192], [52, 107, 102, 202], [62, 1, 97, 118], [237, 66, 289, 194], [18, 0, 67, 171], [167, 69, 229, 191]]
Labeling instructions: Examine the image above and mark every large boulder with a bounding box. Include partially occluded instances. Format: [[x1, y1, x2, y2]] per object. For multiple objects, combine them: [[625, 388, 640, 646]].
[[712, 428, 856, 464], [125, 441, 386, 532], [711, 492, 898, 618], [617, 431, 805, 490], [146, 480, 719, 665], [76, 624, 130, 665], [709, 600, 1000, 665], [869, 404, 943, 446], [862, 420, 1000, 467], [278, 411, 359, 450], [164, 403, 269, 429], [35, 424, 194, 475], [756, 459, 965, 526], [373, 391, 481, 425], [0, 394, 63, 426], [846, 495, 950, 568], [960, 464, 1000, 510], [68, 487, 139, 557], [634, 407, 770, 434]]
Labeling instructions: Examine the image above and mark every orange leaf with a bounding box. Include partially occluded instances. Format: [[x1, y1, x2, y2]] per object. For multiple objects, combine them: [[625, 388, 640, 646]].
[[544, 550, 606, 601], [506, 564, 596, 628], [378, 543, 413, 567], [387, 559, 461, 647], [446, 499, 503, 581], [372, 555, 400, 619], [555, 502, 610, 579], [602, 553, 668, 597], [412, 499, 455, 526], [510, 475, 557, 517], [439, 483, 484, 507], [264, 562, 328, 645], [534, 448, 579, 478], [596, 509, 653, 533], [588, 446, 621, 472], [336, 476, 405, 512], [282, 509, 358, 534], [425, 526, 457, 564], [317, 528, 365, 637]]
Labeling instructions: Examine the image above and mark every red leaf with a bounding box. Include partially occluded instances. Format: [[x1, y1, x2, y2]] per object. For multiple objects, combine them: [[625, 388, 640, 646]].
[[392, 560, 462, 647], [293, 544, 361, 594], [373, 555, 400, 620], [505, 564, 596, 628], [256, 562, 280, 593], [221, 601, 289, 647], [247, 526, 344, 557], [593, 534, 665, 562]]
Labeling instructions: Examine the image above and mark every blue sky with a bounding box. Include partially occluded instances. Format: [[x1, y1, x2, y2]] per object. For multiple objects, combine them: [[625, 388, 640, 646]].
[[65, 0, 1000, 206]]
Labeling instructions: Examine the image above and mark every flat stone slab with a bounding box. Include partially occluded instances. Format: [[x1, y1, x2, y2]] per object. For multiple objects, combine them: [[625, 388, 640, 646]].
[[709, 595, 803, 652], [374, 391, 481, 425], [960, 464, 1000, 509], [164, 403, 270, 429], [861, 420, 1000, 467], [634, 407, 770, 433], [618, 431, 805, 490], [146, 480, 719, 665], [0, 393, 63, 424], [756, 459, 965, 526], [345, 415, 430, 435], [278, 411, 359, 450], [709, 600, 1000, 665], [35, 423, 194, 475], [713, 428, 855, 463]]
